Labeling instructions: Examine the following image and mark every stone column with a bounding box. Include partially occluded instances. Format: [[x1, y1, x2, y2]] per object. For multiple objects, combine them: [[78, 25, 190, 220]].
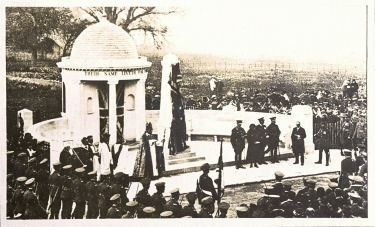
[[17, 109, 33, 132], [135, 78, 146, 141], [108, 79, 118, 146]]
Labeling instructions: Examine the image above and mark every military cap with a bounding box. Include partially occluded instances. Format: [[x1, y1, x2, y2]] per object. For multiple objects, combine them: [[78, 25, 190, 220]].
[[305, 207, 315, 216], [275, 171, 284, 179], [350, 184, 363, 190], [306, 179, 317, 187], [186, 192, 197, 201], [343, 149, 352, 156], [258, 117, 264, 121], [271, 208, 284, 217], [110, 193, 121, 201], [270, 117, 276, 120], [143, 206, 156, 214], [264, 194, 280, 200], [348, 192, 361, 200], [17, 152, 27, 157], [39, 158, 48, 165], [329, 175, 339, 183], [155, 182, 165, 188], [182, 216, 192, 218], [75, 167, 85, 173], [7, 173, 14, 179], [328, 182, 338, 189], [14, 213, 22, 219], [201, 196, 214, 205], [283, 181, 293, 190], [264, 185, 274, 194], [53, 162, 61, 167], [170, 188, 179, 195], [7, 151, 14, 155], [25, 178, 35, 185], [114, 172, 125, 179], [101, 170, 111, 176], [88, 170, 97, 175], [16, 176, 27, 182], [126, 201, 138, 207], [359, 151, 367, 158], [236, 206, 249, 213], [160, 210, 173, 218], [218, 202, 230, 210], [236, 120, 243, 123], [200, 163, 210, 171], [62, 164, 72, 170], [352, 176, 364, 184], [28, 157, 36, 163], [140, 178, 151, 185]]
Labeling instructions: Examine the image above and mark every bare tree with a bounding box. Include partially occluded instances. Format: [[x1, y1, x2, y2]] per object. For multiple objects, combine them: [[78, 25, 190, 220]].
[[79, 7, 178, 48]]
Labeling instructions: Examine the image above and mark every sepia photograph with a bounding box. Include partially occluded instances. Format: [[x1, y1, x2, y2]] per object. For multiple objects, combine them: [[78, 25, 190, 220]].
[[1, 0, 374, 226]]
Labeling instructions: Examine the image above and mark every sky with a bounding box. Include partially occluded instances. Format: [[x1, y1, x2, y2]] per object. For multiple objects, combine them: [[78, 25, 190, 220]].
[[158, 0, 367, 68]]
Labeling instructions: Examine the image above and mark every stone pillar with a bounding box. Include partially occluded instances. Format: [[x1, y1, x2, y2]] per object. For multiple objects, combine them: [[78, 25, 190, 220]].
[[64, 78, 81, 145], [135, 78, 146, 141], [108, 79, 118, 146], [17, 109, 33, 132]]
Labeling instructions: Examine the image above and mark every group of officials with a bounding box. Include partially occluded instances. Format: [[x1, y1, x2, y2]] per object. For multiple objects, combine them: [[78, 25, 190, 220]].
[[231, 117, 307, 168]]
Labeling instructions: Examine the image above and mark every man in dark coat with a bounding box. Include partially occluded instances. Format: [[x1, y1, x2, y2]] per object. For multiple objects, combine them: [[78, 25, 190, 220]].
[[230, 120, 246, 169], [86, 170, 99, 219], [135, 178, 153, 218], [151, 182, 167, 216], [60, 165, 74, 219], [266, 117, 281, 163], [314, 122, 330, 166], [181, 192, 198, 218], [196, 163, 218, 203], [164, 188, 183, 218], [72, 168, 87, 219], [48, 162, 62, 219], [246, 124, 257, 168], [291, 121, 306, 165], [254, 117, 267, 165], [141, 123, 154, 178]]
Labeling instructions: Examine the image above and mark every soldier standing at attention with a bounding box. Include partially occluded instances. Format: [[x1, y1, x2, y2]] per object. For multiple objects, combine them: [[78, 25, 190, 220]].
[[37, 158, 50, 210], [48, 162, 62, 219], [122, 201, 138, 218], [23, 178, 47, 219], [60, 165, 74, 219], [231, 120, 246, 169], [165, 188, 183, 218], [86, 170, 99, 219], [72, 167, 87, 219], [254, 117, 267, 165], [291, 121, 306, 166], [198, 196, 214, 218], [314, 122, 331, 166], [266, 117, 281, 163], [106, 194, 122, 218], [181, 192, 198, 218], [151, 182, 167, 216], [135, 178, 153, 217], [216, 202, 230, 218], [97, 171, 111, 218]]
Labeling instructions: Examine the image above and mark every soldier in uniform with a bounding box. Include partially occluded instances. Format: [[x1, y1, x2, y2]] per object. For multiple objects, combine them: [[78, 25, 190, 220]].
[[165, 188, 183, 218], [216, 202, 230, 218], [72, 167, 87, 219], [151, 182, 167, 216], [314, 122, 331, 166], [14, 152, 27, 178], [236, 206, 249, 218], [340, 149, 357, 175], [97, 171, 111, 218], [86, 170, 99, 219], [25, 157, 37, 178], [37, 158, 50, 209], [122, 201, 138, 218], [198, 196, 214, 218], [60, 165, 74, 219], [181, 192, 198, 218], [254, 117, 267, 165], [23, 178, 47, 219], [196, 163, 218, 203], [48, 162, 62, 219], [291, 121, 306, 165], [106, 194, 122, 218], [110, 172, 129, 211], [230, 120, 246, 169], [337, 120, 352, 155], [142, 206, 157, 218], [266, 117, 281, 163], [13, 176, 27, 218], [135, 178, 153, 217]]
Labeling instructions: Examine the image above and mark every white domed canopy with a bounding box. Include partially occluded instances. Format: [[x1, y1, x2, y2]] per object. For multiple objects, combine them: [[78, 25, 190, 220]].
[[57, 20, 150, 70]]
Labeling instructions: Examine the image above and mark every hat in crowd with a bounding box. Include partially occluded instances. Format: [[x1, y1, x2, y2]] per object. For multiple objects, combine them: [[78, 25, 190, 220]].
[[182, 216, 192, 218], [201, 196, 214, 205], [88, 170, 97, 176], [143, 206, 156, 214], [236, 206, 249, 213], [7, 151, 14, 155], [306, 179, 317, 188], [200, 163, 210, 171], [140, 178, 151, 186], [283, 181, 292, 191], [155, 182, 165, 188], [62, 165, 72, 170], [186, 192, 197, 201], [348, 192, 361, 200], [126, 201, 138, 207], [328, 182, 338, 189], [360, 151, 367, 157], [271, 209, 284, 217], [258, 117, 264, 121], [236, 120, 243, 123], [53, 162, 61, 167], [110, 194, 121, 201], [28, 157, 36, 163], [274, 171, 284, 180], [218, 202, 230, 210], [16, 176, 27, 182], [270, 117, 276, 120], [170, 188, 180, 195], [305, 207, 315, 217], [160, 211, 173, 218], [343, 149, 352, 156], [39, 158, 48, 165], [264, 185, 275, 195], [329, 175, 339, 183], [25, 178, 35, 186], [114, 172, 125, 179], [75, 167, 85, 173]]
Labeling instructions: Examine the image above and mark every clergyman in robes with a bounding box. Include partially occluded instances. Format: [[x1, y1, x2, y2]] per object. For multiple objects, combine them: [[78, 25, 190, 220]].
[[140, 123, 154, 178]]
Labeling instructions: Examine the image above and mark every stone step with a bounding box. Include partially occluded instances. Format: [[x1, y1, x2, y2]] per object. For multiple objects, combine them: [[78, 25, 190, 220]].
[[168, 152, 196, 160], [168, 156, 206, 165]]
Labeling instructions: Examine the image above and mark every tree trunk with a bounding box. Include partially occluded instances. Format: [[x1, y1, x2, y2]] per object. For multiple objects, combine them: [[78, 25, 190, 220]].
[[31, 49, 38, 63]]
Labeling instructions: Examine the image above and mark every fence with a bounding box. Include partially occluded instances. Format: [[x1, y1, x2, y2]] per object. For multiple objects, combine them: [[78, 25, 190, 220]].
[[313, 119, 342, 149]]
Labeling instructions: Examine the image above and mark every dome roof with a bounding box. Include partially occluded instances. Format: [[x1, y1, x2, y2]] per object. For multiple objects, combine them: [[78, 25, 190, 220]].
[[70, 20, 138, 60], [57, 19, 151, 70]]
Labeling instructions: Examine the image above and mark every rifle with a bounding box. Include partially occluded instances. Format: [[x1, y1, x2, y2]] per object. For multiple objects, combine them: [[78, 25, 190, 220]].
[[215, 139, 224, 216], [72, 148, 87, 168]]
